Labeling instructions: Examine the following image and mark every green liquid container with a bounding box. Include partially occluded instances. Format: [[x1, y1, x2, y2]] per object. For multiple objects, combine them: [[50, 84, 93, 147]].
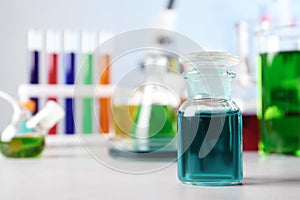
[[259, 51, 300, 155], [111, 53, 181, 153], [258, 25, 300, 156], [0, 135, 45, 158], [82, 53, 93, 134], [113, 104, 177, 152]]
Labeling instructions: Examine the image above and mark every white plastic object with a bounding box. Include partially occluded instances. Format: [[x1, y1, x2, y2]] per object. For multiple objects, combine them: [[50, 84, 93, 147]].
[[1, 125, 18, 143], [18, 84, 115, 101], [0, 91, 21, 142], [26, 101, 65, 131]]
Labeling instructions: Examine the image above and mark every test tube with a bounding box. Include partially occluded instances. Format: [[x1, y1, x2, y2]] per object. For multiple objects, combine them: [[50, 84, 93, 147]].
[[46, 30, 61, 135], [98, 32, 113, 134], [28, 29, 42, 114], [81, 31, 97, 134], [64, 30, 79, 134]]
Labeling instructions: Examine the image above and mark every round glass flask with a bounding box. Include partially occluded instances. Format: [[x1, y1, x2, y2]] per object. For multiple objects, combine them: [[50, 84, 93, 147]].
[[177, 52, 243, 186], [111, 52, 181, 153]]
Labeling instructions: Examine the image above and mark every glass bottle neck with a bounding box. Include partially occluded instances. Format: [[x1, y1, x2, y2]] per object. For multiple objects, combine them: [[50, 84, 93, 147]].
[[187, 88, 232, 100], [185, 70, 234, 100], [144, 54, 168, 82]]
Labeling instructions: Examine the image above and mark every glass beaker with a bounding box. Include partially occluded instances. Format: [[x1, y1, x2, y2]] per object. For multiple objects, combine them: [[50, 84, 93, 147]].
[[0, 135, 45, 158], [177, 52, 243, 186], [258, 24, 300, 156], [0, 96, 45, 158], [0, 99, 64, 158], [111, 52, 181, 153]]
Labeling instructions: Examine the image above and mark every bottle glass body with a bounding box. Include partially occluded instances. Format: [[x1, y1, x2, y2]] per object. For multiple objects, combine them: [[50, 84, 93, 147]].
[[178, 98, 243, 185], [177, 52, 243, 185]]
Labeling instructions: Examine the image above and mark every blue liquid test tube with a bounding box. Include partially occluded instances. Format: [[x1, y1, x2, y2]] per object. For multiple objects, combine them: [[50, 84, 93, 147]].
[[28, 30, 42, 114], [64, 31, 78, 134], [64, 52, 75, 134]]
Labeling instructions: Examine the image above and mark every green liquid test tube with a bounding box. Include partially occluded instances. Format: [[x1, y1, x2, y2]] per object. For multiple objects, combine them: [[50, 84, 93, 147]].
[[82, 53, 93, 134]]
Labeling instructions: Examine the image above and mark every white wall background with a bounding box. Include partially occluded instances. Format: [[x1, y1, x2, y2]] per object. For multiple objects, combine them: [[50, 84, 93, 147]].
[[0, 0, 298, 130]]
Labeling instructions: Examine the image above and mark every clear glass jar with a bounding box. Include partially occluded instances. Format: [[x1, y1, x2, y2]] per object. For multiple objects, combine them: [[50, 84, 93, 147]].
[[177, 52, 243, 186]]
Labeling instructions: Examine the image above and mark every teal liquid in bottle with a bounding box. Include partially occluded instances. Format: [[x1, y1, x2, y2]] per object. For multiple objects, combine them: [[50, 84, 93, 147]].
[[177, 109, 243, 185], [177, 52, 243, 186]]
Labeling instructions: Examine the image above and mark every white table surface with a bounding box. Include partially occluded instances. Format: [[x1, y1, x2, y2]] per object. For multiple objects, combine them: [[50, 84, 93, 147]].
[[1, 134, 300, 200]]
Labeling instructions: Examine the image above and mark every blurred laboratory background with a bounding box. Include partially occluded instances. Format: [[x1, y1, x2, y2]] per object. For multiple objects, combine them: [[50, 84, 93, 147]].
[[1, 0, 300, 198], [0, 0, 300, 129]]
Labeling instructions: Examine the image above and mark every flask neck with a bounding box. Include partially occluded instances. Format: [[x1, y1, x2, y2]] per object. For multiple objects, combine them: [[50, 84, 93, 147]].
[[185, 70, 234, 100]]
